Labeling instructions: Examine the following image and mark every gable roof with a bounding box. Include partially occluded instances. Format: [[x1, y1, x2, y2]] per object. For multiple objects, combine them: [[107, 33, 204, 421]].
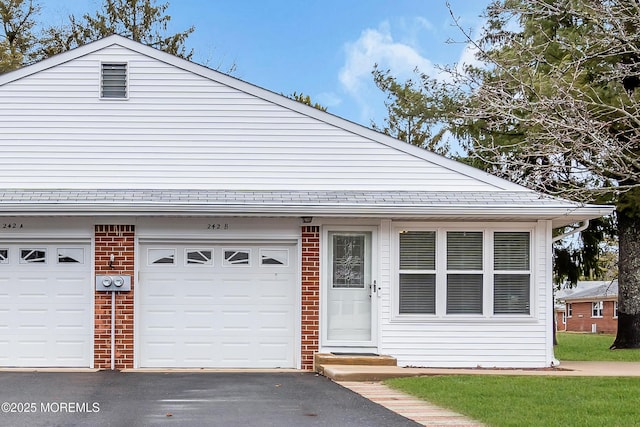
[[562, 280, 618, 302], [0, 35, 613, 226]]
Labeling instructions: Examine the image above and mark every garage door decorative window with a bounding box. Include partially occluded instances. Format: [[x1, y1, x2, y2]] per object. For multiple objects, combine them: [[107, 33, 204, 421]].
[[260, 249, 288, 266], [224, 249, 250, 266], [20, 249, 46, 263], [186, 249, 213, 265], [57, 248, 84, 264], [149, 248, 176, 265], [0, 249, 7, 263]]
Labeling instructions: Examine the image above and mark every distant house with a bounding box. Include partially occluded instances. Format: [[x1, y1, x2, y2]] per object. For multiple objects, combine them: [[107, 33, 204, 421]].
[[0, 35, 613, 370], [557, 281, 618, 334]]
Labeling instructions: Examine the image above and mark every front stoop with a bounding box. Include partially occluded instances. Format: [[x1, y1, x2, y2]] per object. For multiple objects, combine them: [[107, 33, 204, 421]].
[[314, 353, 397, 378]]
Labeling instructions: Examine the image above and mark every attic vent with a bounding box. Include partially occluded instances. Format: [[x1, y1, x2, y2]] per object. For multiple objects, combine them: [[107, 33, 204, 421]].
[[101, 63, 127, 98]]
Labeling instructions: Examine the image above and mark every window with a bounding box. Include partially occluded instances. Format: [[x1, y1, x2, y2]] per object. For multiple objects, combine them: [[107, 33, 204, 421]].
[[57, 248, 84, 264], [149, 248, 175, 265], [567, 303, 573, 318], [614, 301, 618, 318], [0, 249, 7, 264], [20, 249, 46, 263], [331, 234, 366, 288], [186, 249, 213, 265], [224, 249, 250, 266], [493, 232, 531, 314], [101, 63, 127, 98], [592, 301, 603, 318], [446, 232, 483, 314], [398, 231, 436, 314], [260, 249, 288, 266], [562, 311, 566, 324], [395, 227, 533, 318]]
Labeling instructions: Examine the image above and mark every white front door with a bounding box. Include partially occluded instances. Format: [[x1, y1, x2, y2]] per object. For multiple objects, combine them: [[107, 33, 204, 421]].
[[325, 231, 376, 345]]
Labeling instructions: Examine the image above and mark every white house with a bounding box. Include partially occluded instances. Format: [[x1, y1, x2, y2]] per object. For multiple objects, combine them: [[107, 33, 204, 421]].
[[0, 35, 612, 370]]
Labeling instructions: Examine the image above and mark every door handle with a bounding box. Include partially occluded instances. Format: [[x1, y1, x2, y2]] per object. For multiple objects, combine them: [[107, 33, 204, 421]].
[[369, 280, 377, 297]]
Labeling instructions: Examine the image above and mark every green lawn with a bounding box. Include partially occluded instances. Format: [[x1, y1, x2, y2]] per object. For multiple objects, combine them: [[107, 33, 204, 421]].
[[555, 332, 640, 361], [385, 375, 640, 427], [384, 333, 640, 427]]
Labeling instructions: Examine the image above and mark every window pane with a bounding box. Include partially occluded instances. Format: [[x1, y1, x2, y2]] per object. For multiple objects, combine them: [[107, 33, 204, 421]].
[[149, 249, 175, 265], [399, 274, 435, 314], [494, 232, 530, 270], [0, 249, 7, 264], [494, 274, 530, 314], [260, 249, 288, 266], [224, 250, 250, 265], [20, 249, 46, 263], [447, 232, 482, 270], [186, 249, 212, 265], [399, 231, 435, 270], [332, 234, 365, 288], [447, 274, 483, 314], [57, 248, 84, 264]]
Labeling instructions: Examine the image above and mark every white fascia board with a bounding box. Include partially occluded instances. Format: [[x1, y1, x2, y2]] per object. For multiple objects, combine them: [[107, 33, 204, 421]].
[[0, 202, 613, 225]]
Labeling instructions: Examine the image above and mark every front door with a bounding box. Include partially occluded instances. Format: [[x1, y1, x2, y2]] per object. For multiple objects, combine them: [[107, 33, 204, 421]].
[[325, 231, 376, 345]]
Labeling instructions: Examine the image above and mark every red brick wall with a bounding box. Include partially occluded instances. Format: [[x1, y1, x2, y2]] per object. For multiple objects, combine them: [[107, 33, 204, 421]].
[[301, 226, 320, 370], [565, 300, 618, 334], [94, 225, 135, 370]]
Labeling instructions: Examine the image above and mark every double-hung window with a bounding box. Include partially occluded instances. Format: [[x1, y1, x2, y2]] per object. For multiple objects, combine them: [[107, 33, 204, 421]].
[[493, 232, 531, 314], [446, 231, 483, 314], [592, 301, 603, 317], [398, 231, 436, 314]]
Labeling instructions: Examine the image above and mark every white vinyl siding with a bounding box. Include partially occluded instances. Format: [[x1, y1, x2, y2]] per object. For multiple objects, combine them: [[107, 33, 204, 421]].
[[0, 45, 507, 191]]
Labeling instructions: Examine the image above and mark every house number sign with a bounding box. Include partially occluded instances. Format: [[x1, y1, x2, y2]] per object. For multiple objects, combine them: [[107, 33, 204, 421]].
[[1, 223, 24, 230], [207, 223, 230, 231]]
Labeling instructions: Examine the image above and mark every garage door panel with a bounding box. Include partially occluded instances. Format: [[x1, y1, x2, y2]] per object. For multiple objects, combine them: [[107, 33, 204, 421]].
[[0, 243, 92, 367], [139, 243, 297, 368]]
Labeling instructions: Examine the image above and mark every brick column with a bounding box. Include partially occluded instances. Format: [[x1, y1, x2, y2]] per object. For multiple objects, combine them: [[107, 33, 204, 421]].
[[94, 225, 135, 370], [301, 226, 320, 370]]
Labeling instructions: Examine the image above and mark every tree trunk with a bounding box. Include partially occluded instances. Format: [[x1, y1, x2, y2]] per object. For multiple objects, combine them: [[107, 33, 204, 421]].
[[611, 209, 640, 349]]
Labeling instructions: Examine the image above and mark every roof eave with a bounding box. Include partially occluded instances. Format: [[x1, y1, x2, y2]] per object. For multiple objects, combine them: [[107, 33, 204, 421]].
[[0, 203, 613, 224]]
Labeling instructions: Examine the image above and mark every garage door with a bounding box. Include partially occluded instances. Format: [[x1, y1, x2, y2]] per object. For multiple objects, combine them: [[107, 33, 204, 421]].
[[0, 243, 92, 367], [139, 243, 297, 368]]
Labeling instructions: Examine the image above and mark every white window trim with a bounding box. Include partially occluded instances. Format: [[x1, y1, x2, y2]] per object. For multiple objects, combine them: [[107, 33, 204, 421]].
[[391, 223, 536, 322], [614, 301, 618, 319], [592, 301, 604, 318], [567, 303, 573, 318]]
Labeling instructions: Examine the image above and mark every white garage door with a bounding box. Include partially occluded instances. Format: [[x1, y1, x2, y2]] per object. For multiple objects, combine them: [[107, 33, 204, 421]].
[[0, 243, 92, 367], [139, 243, 297, 368]]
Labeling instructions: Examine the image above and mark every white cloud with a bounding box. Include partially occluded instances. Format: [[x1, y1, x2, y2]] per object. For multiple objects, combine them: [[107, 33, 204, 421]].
[[315, 91, 342, 108], [338, 21, 436, 124]]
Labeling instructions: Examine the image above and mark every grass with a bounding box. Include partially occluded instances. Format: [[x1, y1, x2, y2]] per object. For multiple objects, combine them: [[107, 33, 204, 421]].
[[385, 375, 640, 427], [555, 332, 640, 361], [383, 333, 640, 426]]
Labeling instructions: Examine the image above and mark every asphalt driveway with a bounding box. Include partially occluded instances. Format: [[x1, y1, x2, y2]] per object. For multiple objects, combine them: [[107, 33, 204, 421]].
[[0, 371, 420, 426]]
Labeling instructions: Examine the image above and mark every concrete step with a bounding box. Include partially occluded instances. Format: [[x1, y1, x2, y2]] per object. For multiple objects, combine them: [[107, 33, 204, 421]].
[[314, 353, 397, 375]]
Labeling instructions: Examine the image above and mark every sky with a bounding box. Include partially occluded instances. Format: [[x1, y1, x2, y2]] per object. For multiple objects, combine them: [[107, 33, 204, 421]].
[[41, 0, 491, 129]]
